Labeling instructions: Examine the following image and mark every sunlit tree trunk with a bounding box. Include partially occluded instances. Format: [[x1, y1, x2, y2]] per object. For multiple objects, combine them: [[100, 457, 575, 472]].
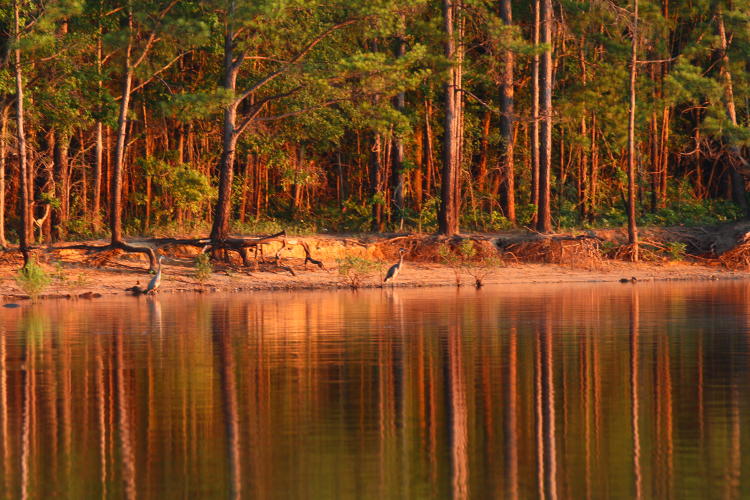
[[110, 11, 134, 245], [499, 0, 515, 223], [93, 28, 104, 232], [717, 11, 749, 217], [391, 23, 406, 229], [210, 1, 241, 242], [369, 133, 383, 232], [0, 106, 8, 248], [536, 0, 552, 233], [531, 0, 540, 223], [439, 0, 462, 235], [14, 0, 30, 265], [476, 111, 490, 198], [627, 0, 639, 261], [53, 131, 70, 239]]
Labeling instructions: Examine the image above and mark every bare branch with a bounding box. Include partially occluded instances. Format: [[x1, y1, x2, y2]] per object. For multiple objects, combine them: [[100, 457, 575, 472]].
[[233, 18, 359, 105], [235, 86, 304, 136], [122, 49, 192, 98], [131, 0, 180, 69]]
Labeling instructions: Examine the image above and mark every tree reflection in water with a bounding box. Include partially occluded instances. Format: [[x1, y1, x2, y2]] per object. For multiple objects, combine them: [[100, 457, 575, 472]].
[[0, 282, 749, 498]]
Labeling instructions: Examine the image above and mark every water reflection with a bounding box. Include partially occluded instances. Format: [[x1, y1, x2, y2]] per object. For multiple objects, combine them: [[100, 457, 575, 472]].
[[1, 282, 750, 498]]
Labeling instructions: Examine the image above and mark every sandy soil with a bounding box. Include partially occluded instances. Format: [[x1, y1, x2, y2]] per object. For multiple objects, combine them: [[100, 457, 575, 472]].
[[1, 244, 746, 300]]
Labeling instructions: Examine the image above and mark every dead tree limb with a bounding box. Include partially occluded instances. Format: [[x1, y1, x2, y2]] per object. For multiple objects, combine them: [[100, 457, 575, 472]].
[[55, 239, 159, 271]]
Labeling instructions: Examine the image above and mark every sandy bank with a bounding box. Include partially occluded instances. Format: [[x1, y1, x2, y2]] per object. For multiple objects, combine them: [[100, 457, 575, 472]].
[[1, 249, 746, 300]]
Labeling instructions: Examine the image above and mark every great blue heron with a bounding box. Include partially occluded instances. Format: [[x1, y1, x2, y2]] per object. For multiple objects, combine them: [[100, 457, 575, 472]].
[[145, 255, 166, 294], [384, 248, 407, 284]]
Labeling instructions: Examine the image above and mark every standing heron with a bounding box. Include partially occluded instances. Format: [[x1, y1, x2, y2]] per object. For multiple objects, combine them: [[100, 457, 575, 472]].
[[384, 248, 407, 284], [145, 255, 166, 294]]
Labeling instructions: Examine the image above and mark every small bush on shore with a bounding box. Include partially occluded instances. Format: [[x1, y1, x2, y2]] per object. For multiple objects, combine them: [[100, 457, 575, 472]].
[[15, 261, 51, 300], [195, 253, 213, 283], [336, 256, 378, 289]]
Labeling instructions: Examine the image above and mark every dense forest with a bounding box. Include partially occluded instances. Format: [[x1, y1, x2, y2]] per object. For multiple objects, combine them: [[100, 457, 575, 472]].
[[1, 0, 749, 259]]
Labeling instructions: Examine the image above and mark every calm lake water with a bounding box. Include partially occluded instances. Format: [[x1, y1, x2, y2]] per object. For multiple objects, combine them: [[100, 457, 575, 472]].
[[1, 282, 750, 499]]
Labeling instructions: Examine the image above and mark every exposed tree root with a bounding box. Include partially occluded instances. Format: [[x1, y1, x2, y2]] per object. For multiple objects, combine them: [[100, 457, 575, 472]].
[[719, 232, 750, 269], [55, 239, 160, 271], [47, 230, 329, 279], [497, 233, 605, 269]]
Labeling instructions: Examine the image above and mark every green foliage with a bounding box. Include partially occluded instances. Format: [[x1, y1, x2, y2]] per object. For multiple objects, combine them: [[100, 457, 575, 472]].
[[6, 0, 750, 243], [194, 253, 213, 283], [15, 261, 52, 300], [639, 199, 743, 227], [137, 158, 215, 223], [233, 217, 317, 236], [336, 255, 378, 289], [665, 242, 688, 261], [462, 209, 513, 232]]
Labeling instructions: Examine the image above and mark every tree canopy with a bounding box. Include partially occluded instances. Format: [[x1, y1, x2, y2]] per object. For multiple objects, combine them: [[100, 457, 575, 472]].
[[1, 0, 749, 248]]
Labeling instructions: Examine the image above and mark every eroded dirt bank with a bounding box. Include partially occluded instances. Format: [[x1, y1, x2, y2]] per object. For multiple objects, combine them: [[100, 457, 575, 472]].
[[3, 228, 750, 300]]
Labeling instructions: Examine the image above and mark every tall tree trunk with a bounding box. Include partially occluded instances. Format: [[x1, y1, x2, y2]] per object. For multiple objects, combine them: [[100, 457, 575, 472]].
[[92, 17, 103, 232], [0, 105, 8, 248], [424, 99, 435, 199], [439, 0, 461, 235], [649, 111, 658, 213], [110, 11, 134, 245], [391, 25, 406, 230], [476, 111, 490, 197], [453, 11, 464, 228], [499, 0, 516, 223], [210, 3, 240, 242], [590, 114, 599, 220], [14, 0, 30, 265], [414, 128, 424, 211], [143, 103, 152, 230], [536, 0, 553, 233], [53, 130, 70, 240], [370, 133, 383, 232], [578, 41, 588, 220], [627, 0, 639, 261], [239, 152, 250, 223], [717, 11, 749, 216], [530, 0, 540, 222]]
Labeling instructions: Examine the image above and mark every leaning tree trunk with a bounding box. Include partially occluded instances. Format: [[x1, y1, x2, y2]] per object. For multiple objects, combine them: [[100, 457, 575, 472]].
[[499, 0, 516, 223], [439, 0, 461, 236], [110, 33, 133, 245], [627, 0, 639, 261], [14, 0, 30, 265], [536, 0, 553, 233]]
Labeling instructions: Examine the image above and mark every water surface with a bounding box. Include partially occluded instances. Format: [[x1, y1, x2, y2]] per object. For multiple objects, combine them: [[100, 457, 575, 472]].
[[1, 282, 750, 499]]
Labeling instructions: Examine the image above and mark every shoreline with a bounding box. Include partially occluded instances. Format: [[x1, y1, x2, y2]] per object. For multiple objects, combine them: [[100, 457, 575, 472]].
[[4, 228, 750, 301], [2, 258, 747, 301]]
